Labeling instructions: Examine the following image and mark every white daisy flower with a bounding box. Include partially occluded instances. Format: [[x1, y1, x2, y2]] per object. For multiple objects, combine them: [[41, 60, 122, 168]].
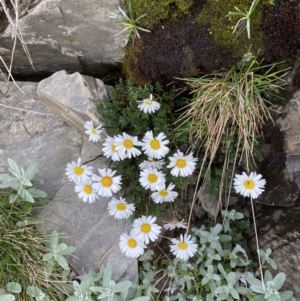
[[167, 150, 198, 177], [115, 133, 141, 158], [137, 94, 160, 114], [84, 120, 103, 142], [164, 218, 187, 230], [170, 233, 198, 261], [65, 157, 93, 184], [119, 231, 146, 258], [92, 168, 122, 197], [139, 168, 166, 191], [140, 131, 169, 159], [233, 171, 266, 199], [75, 180, 99, 203], [102, 136, 127, 161], [108, 197, 135, 219], [151, 183, 178, 203], [131, 215, 161, 244], [139, 158, 164, 170]]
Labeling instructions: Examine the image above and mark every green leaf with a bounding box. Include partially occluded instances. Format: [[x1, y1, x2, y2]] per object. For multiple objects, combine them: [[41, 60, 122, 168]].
[[44, 261, 54, 277], [0, 178, 19, 190], [19, 201, 32, 213], [59, 246, 76, 255], [55, 254, 69, 270], [80, 273, 94, 289], [236, 286, 252, 295], [27, 188, 47, 199], [9, 193, 18, 203], [7, 158, 22, 177], [26, 286, 43, 298], [273, 272, 285, 290], [113, 281, 131, 293], [279, 291, 294, 301], [22, 189, 35, 203], [102, 264, 113, 287], [0, 173, 15, 182], [24, 161, 38, 181], [43, 252, 54, 261], [250, 284, 265, 294], [131, 297, 150, 301], [50, 231, 59, 248], [0, 294, 15, 301], [6, 282, 22, 294]]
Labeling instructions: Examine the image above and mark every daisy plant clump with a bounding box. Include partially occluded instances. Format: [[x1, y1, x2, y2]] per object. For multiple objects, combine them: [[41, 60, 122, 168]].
[[65, 79, 198, 264], [91, 78, 192, 218]]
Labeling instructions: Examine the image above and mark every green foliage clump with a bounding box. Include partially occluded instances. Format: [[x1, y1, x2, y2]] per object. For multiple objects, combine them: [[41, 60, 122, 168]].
[[133, 210, 295, 301], [0, 159, 76, 301], [0, 195, 68, 301], [129, 0, 193, 30]]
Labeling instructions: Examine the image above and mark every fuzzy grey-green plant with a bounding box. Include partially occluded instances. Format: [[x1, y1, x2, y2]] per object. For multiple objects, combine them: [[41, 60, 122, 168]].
[[0, 158, 47, 203]]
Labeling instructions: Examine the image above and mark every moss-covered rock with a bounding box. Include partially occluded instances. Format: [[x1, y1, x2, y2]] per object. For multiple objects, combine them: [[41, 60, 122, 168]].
[[129, 0, 194, 30], [124, 0, 299, 85]]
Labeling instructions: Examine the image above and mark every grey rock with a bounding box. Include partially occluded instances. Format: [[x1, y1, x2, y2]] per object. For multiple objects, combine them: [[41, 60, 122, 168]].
[[255, 167, 299, 206], [249, 204, 300, 299], [197, 183, 221, 219], [36, 70, 107, 146], [0, 79, 137, 281], [0, 0, 126, 76], [277, 94, 300, 191], [198, 182, 238, 218]]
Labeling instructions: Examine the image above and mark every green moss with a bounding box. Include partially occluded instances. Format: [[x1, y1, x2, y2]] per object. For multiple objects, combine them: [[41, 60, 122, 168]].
[[129, 0, 194, 30], [196, 0, 271, 57]]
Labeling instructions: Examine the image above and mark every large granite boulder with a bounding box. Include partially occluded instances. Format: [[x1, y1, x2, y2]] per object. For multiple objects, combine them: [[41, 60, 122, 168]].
[[0, 0, 126, 77], [0, 75, 137, 281]]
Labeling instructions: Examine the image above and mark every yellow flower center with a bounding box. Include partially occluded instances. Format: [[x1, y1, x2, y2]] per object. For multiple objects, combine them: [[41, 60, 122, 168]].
[[141, 223, 151, 233], [145, 100, 153, 106], [178, 242, 188, 250], [123, 139, 133, 149], [111, 144, 117, 152], [128, 238, 137, 248], [148, 174, 158, 183], [74, 166, 84, 175], [91, 128, 97, 135], [176, 159, 187, 168], [150, 138, 160, 150], [83, 185, 92, 194], [159, 190, 169, 197], [101, 176, 113, 187], [244, 180, 255, 189], [117, 203, 126, 211]]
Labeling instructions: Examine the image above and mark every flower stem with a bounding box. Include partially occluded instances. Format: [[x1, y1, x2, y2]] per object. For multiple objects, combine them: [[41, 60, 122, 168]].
[[250, 196, 265, 290]]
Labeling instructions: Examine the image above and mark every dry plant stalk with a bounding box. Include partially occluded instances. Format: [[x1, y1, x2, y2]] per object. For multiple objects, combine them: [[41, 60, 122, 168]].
[[0, 0, 34, 93]]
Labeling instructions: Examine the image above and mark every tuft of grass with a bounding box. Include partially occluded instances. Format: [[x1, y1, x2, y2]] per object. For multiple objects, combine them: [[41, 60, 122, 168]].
[[0, 190, 65, 300], [176, 54, 289, 219]]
